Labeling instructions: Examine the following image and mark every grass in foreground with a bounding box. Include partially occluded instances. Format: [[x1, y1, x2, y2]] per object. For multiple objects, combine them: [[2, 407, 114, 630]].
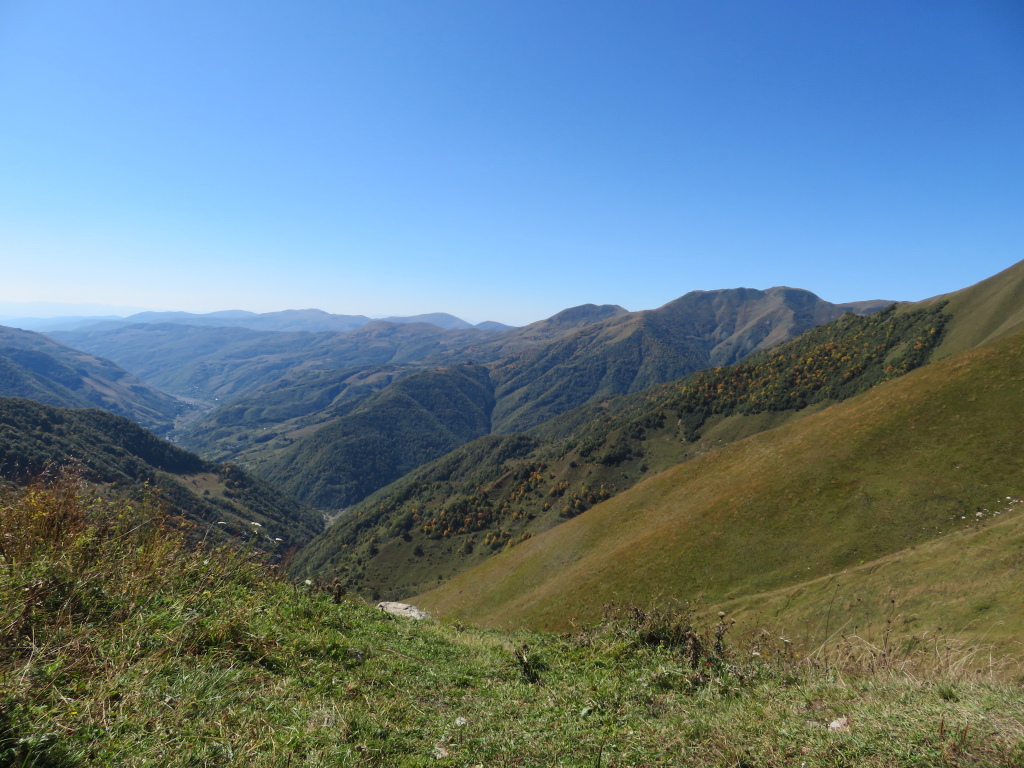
[[2, 474, 1023, 767]]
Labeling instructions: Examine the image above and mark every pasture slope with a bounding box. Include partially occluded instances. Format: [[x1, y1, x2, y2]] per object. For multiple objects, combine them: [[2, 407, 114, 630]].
[[413, 328, 1024, 654]]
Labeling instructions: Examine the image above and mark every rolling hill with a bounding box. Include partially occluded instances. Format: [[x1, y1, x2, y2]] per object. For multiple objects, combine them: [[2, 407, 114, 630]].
[[178, 365, 410, 461], [53, 320, 505, 401], [257, 364, 496, 510]]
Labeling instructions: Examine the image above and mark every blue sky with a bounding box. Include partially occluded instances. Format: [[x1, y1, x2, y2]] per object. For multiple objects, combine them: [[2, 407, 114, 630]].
[[1, 1, 1022, 325]]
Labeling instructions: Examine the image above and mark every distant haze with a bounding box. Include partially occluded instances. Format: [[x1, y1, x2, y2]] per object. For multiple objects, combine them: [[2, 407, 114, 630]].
[[0, 301, 153, 319]]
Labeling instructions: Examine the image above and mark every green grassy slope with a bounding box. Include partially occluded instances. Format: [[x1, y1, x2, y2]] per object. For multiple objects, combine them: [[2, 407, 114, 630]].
[[412, 329, 1024, 638], [714, 495, 1024, 654], [0, 397, 322, 552], [4, 481, 1022, 766], [0, 325, 184, 432], [930, 258, 1024, 359]]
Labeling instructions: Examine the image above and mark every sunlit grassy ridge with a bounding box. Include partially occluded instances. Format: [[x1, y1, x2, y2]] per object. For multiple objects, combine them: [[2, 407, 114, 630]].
[[413, 329, 1024, 645], [2, 475, 1023, 766]]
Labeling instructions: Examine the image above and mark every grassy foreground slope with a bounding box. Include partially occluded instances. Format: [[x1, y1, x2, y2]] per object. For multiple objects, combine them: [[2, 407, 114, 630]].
[[413, 329, 1024, 639], [2, 477, 1022, 767]]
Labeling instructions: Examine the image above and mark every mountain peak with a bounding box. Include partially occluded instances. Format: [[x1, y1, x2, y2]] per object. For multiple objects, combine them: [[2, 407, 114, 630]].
[[546, 303, 628, 325]]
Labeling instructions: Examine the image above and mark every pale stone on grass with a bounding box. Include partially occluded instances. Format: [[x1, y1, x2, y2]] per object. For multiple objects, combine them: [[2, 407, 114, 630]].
[[376, 601, 431, 620]]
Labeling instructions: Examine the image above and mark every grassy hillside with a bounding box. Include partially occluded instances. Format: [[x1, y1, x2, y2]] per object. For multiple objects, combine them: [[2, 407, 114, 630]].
[[0, 397, 322, 552], [0, 325, 184, 432], [258, 365, 496, 510], [412, 328, 1024, 643], [925, 258, 1024, 360], [2, 479, 1022, 766], [293, 303, 948, 598], [715, 494, 1024, 654]]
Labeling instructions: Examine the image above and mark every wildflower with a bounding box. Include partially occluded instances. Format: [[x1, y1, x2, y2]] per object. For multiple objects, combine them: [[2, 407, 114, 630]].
[[251, 521, 262, 527], [216, 521, 227, 525]]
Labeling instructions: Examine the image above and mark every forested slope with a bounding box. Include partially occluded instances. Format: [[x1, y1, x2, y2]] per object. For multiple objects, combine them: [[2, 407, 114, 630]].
[[258, 364, 496, 510], [0, 397, 322, 552]]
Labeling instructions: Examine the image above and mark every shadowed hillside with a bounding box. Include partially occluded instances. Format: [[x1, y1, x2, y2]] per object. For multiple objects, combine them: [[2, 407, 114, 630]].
[[258, 364, 496, 510], [0, 325, 185, 432], [0, 397, 322, 552]]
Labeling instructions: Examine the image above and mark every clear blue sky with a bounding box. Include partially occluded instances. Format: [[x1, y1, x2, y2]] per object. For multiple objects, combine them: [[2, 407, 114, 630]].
[[1, 0, 1022, 325]]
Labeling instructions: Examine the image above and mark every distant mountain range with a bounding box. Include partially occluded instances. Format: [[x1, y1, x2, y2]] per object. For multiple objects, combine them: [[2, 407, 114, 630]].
[[46, 286, 893, 514], [10, 308, 512, 334]]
